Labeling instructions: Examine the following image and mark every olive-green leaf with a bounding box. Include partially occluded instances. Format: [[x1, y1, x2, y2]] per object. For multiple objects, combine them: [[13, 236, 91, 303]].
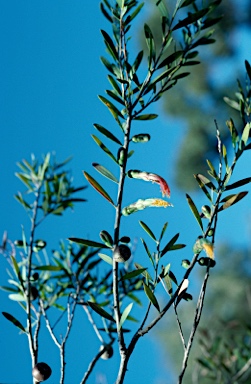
[[245, 60, 251, 81], [225, 177, 251, 191], [119, 303, 133, 330], [161, 233, 179, 257], [240, 122, 251, 146], [35, 265, 61, 271], [134, 113, 158, 120], [101, 29, 118, 61], [143, 282, 160, 312], [91, 135, 117, 163], [98, 95, 124, 120], [88, 301, 115, 322], [83, 172, 115, 206], [219, 192, 248, 211], [157, 51, 183, 69], [186, 194, 203, 231], [69, 237, 109, 248], [172, 8, 209, 31], [2, 312, 26, 333], [98, 253, 113, 265], [134, 262, 153, 281], [92, 163, 118, 183], [139, 221, 156, 241], [120, 268, 147, 281], [93, 123, 122, 145], [159, 222, 168, 243]]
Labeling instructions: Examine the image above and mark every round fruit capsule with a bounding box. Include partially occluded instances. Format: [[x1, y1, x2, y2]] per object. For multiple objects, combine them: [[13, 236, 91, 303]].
[[113, 245, 131, 263], [32, 362, 52, 382]]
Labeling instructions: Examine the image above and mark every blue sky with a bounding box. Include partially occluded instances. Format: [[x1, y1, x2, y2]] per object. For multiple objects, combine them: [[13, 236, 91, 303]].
[[1, 1, 251, 383]]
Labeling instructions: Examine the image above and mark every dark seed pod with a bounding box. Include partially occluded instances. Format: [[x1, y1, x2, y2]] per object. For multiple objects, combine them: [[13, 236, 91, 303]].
[[32, 362, 52, 382], [113, 245, 131, 263], [30, 286, 39, 301], [100, 344, 114, 360]]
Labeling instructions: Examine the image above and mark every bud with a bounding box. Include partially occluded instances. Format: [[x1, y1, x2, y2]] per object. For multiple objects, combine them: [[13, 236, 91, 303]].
[[132, 134, 150, 143], [113, 244, 131, 263], [119, 236, 131, 243], [99, 230, 113, 248], [198, 257, 216, 268], [117, 147, 126, 166], [181, 259, 190, 269], [201, 205, 211, 219]]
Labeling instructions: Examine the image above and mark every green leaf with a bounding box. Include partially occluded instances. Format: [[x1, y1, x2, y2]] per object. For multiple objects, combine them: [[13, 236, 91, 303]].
[[124, 3, 144, 25], [131, 50, 144, 73], [240, 122, 251, 146], [225, 177, 251, 191], [119, 303, 133, 330], [134, 114, 158, 120], [106, 89, 125, 105], [83, 172, 115, 206], [170, 244, 186, 251], [172, 8, 209, 31], [194, 174, 213, 201], [140, 238, 154, 265], [98, 95, 124, 120], [93, 123, 122, 145], [2, 312, 26, 333], [9, 293, 25, 302], [144, 23, 155, 64], [101, 29, 118, 61], [88, 301, 115, 322], [92, 163, 118, 183], [91, 135, 117, 163], [245, 60, 251, 81], [15, 173, 33, 189], [195, 174, 216, 192], [159, 222, 168, 243], [98, 253, 113, 265], [134, 262, 153, 281], [143, 282, 160, 312], [11, 256, 20, 278], [186, 194, 203, 231], [219, 192, 248, 211], [35, 265, 61, 271], [69, 237, 109, 248], [180, 0, 196, 7], [120, 268, 147, 281], [107, 75, 122, 96], [157, 51, 183, 70], [161, 233, 179, 257], [14, 192, 32, 210], [224, 97, 240, 111], [139, 221, 156, 241], [100, 56, 120, 76]]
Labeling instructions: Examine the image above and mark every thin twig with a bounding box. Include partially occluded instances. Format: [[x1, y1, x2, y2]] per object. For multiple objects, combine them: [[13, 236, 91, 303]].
[[178, 268, 210, 384], [80, 349, 105, 384], [82, 304, 104, 343], [174, 305, 187, 351]]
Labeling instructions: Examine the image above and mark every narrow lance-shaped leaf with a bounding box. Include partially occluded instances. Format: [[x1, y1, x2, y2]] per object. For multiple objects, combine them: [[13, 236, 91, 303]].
[[143, 282, 160, 312], [93, 123, 122, 145], [186, 194, 203, 231], [92, 163, 118, 183], [2, 312, 26, 333], [225, 177, 251, 191], [98, 95, 124, 120], [134, 113, 158, 120], [194, 174, 212, 202], [88, 301, 115, 323], [35, 265, 61, 271], [118, 303, 133, 330], [159, 222, 168, 243], [219, 192, 248, 211], [120, 268, 148, 281], [134, 262, 153, 281], [172, 8, 209, 31], [69, 237, 109, 248], [83, 172, 115, 206], [140, 238, 154, 266], [161, 233, 179, 257], [139, 221, 156, 241], [98, 253, 113, 265], [91, 135, 117, 163], [100, 29, 118, 61]]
